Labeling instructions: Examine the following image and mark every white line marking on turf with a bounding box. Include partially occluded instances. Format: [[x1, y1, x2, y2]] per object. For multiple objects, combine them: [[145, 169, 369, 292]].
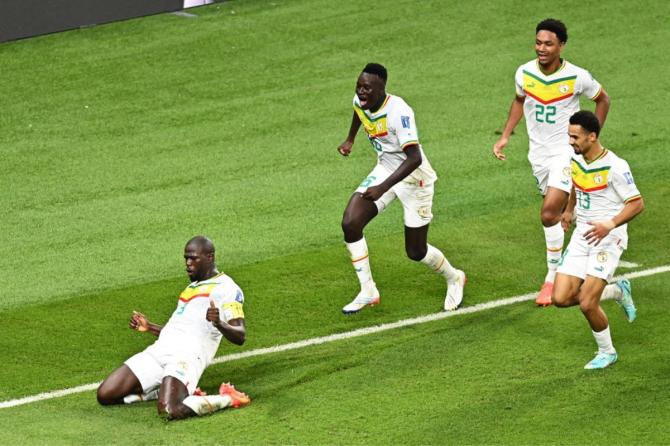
[[2, 265, 668, 410], [618, 261, 640, 268]]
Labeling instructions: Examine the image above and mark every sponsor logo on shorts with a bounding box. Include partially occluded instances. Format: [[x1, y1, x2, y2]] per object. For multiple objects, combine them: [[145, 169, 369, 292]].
[[594, 266, 605, 272], [597, 252, 608, 263]]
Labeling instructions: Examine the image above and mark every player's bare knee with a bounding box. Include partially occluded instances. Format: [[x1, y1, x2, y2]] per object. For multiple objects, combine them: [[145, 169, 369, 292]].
[[157, 401, 193, 421], [341, 217, 362, 240], [540, 208, 560, 226], [579, 299, 597, 315], [157, 399, 169, 418], [405, 245, 427, 261], [96, 384, 116, 406], [551, 294, 568, 307]]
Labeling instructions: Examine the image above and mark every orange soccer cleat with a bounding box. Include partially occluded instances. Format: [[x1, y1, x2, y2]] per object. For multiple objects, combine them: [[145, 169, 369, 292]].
[[218, 383, 251, 408], [535, 282, 553, 306]]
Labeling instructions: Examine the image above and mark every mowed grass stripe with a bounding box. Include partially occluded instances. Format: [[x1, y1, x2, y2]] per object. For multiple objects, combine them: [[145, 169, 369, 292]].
[[2, 264, 667, 410]]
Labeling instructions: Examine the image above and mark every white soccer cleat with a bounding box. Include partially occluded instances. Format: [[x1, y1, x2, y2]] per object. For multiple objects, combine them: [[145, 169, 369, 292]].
[[342, 288, 380, 314], [444, 270, 466, 311]]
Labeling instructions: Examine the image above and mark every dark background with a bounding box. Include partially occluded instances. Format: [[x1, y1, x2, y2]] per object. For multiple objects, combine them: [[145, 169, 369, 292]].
[[0, 0, 184, 42]]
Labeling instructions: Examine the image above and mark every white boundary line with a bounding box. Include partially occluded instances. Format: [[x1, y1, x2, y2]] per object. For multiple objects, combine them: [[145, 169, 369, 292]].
[[2, 265, 668, 410]]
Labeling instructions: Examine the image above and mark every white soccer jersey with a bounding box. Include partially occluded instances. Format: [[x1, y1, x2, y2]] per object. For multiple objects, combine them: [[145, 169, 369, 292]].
[[515, 59, 602, 164], [353, 94, 437, 185], [156, 273, 245, 364], [571, 149, 641, 248]]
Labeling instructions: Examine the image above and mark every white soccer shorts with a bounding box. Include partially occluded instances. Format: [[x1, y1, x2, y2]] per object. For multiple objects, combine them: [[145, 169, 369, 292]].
[[557, 228, 625, 281], [125, 341, 207, 395], [531, 154, 572, 196], [355, 163, 433, 228]]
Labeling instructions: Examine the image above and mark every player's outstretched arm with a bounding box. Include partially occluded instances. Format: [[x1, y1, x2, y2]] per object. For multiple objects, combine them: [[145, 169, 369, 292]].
[[584, 197, 644, 245], [362, 144, 422, 201], [593, 89, 610, 128], [206, 300, 246, 345], [492, 95, 524, 160], [129, 311, 162, 336], [338, 112, 362, 156]]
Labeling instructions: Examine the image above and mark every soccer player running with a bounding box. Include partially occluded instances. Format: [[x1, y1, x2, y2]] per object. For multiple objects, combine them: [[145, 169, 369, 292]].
[[337, 63, 465, 314], [552, 111, 643, 369], [492, 19, 611, 306], [97, 236, 250, 420]]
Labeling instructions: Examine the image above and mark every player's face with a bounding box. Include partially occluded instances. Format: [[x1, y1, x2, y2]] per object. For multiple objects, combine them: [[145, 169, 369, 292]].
[[535, 30, 564, 67], [356, 73, 385, 110], [568, 124, 597, 155], [184, 244, 212, 282]]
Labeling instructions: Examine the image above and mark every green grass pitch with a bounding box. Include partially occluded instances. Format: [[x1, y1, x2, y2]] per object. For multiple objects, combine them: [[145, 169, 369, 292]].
[[1, 0, 669, 444]]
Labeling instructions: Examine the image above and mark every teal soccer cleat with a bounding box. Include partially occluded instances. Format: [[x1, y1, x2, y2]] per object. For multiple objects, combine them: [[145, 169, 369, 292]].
[[616, 279, 637, 322], [584, 352, 618, 370]]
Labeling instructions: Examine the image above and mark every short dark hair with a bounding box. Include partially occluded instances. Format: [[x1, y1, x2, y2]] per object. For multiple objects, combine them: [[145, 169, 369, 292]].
[[569, 110, 600, 137], [362, 63, 387, 82], [536, 18, 568, 43]]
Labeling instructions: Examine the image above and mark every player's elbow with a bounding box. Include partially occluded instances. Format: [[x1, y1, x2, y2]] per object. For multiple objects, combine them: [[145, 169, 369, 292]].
[[636, 198, 645, 215], [232, 332, 246, 346]]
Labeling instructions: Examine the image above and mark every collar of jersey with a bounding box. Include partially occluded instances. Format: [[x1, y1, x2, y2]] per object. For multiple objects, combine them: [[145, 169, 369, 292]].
[[366, 94, 391, 115], [535, 58, 566, 76], [584, 148, 608, 165], [190, 272, 225, 287]]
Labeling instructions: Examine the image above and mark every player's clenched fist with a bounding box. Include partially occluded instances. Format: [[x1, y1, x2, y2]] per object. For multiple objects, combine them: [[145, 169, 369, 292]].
[[206, 299, 220, 324], [130, 311, 149, 332]]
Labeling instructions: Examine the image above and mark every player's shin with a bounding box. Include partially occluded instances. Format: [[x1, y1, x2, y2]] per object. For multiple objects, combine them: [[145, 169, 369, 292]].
[[123, 388, 159, 404], [421, 244, 459, 282], [182, 395, 232, 416], [592, 326, 616, 355], [346, 237, 375, 293], [543, 222, 564, 283]]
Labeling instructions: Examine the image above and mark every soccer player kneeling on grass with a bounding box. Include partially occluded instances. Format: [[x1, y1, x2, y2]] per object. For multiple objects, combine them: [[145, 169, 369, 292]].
[[552, 111, 643, 369], [337, 63, 465, 314], [97, 236, 250, 419]]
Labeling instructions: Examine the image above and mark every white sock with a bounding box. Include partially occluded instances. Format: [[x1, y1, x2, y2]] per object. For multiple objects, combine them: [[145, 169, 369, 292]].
[[182, 395, 232, 416], [601, 283, 623, 301], [123, 388, 159, 404], [592, 326, 616, 355], [543, 223, 564, 283], [346, 238, 375, 293], [421, 244, 459, 282]]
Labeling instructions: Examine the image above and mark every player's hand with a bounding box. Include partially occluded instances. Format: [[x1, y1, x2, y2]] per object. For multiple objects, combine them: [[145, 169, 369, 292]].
[[561, 210, 573, 232], [206, 299, 221, 324], [492, 138, 508, 161], [130, 311, 149, 332], [338, 140, 353, 157], [584, 220, 616, 246], [361, 184, 386, 201]]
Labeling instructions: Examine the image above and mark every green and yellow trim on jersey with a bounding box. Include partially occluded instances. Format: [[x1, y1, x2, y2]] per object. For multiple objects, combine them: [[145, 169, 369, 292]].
[[523, 70, 577, 105], [179, 283, 217, 303], [354, 95, 391, 138], [179, 273, 226, 303], [571, 158, 611, 192]]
